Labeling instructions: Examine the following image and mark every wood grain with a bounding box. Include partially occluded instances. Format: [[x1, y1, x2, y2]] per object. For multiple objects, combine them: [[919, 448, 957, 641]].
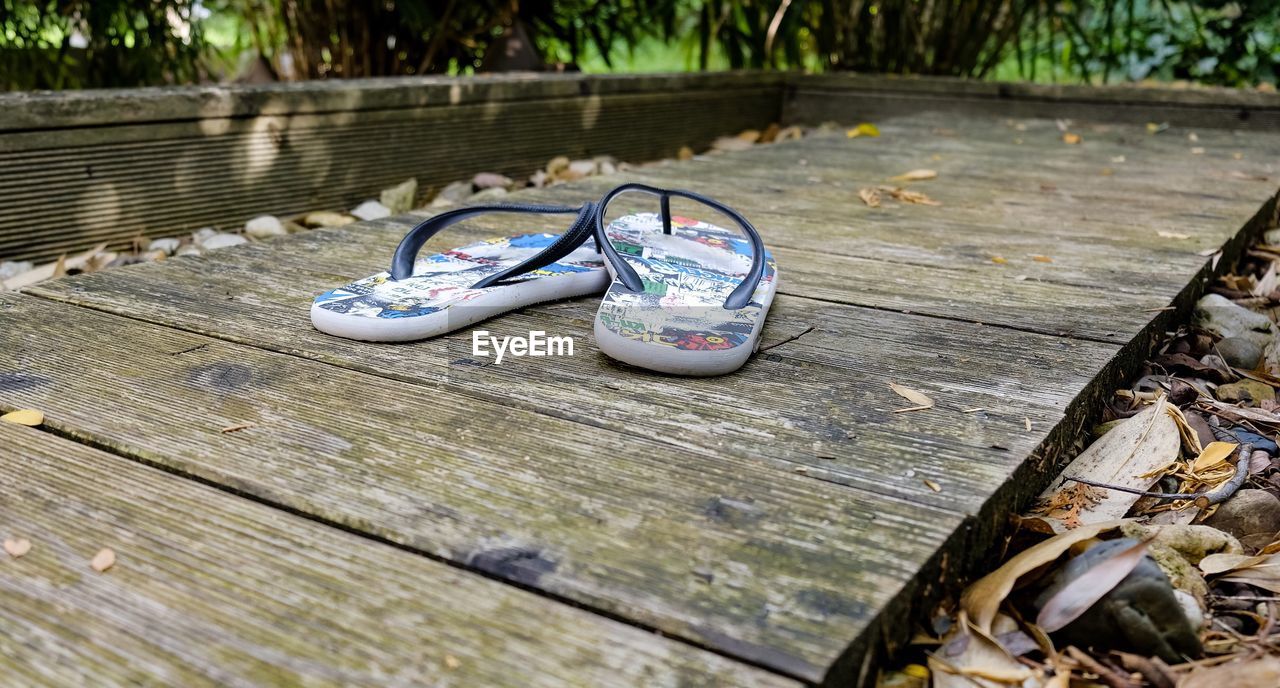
[[0, 423, 795, 687], [0, 76, 780, 262], [0, 292, 962, 683], [9, 94, 1280, 685], [26, 226, 1122, 513]]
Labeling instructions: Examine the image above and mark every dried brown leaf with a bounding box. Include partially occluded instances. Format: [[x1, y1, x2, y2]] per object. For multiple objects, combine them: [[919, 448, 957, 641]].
[[889, 187, 942, 206], [1036, 538, 1150, 631], [857, 187, 881, 208], [961, 520, 1125, 633], [1062, 132, 1082, 145], [0, 409, 43, 426], [888, 169, 937, 183], [889, 382, 935, 413]]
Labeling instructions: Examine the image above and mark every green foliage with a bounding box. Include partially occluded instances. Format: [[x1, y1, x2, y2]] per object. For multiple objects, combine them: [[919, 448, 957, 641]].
[[1010, 0, 1279, 87], [1, 1, 209, 90], [0, 0, 1275, 90]]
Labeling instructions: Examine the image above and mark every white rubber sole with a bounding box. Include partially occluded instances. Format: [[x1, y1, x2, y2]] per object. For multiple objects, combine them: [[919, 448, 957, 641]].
[[592, 257, 779, 376], [312, 268, 608, 342]]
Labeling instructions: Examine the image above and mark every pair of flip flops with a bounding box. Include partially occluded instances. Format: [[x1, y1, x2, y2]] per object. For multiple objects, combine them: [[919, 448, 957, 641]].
[[310, 183, 778, 376]]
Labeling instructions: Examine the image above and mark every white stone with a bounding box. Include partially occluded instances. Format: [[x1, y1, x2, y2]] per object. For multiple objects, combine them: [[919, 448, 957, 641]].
[[350, 200, 392, 221], [1193, 293, 1276, 349], [568, 159, 597, 177], [380, 178, 418, 214], [148, 238, 181, 255], [0, 260, 34, 281], [303, 211, 356, 228], [192, 227, 218, 243], [199, 233, 248, 251], [244, 215, 287, 239], [176, 244, 202, 257]]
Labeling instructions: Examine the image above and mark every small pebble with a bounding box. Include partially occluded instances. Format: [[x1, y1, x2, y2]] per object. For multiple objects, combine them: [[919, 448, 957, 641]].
[[380, 178, 418, 214], [471, 172, 513, 191], [0, 260, 35, 281], [1215, 336, 1264, 369], [303, 211, 357, 228], [1215, 380, 1276, 407], [350, 200, 391, 221], [199, 233, 248, 251], [243, 215, 287, 239], [147, 238, 181, 255], [436, 180, 474, 203]]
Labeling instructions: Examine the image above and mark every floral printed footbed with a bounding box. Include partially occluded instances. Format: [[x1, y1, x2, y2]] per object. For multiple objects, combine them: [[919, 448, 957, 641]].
[[596, 213, 777, 352], [313, 233, 605, 320]]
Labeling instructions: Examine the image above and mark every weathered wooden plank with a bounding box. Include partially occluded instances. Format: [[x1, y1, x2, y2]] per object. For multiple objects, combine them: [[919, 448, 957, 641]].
[[787, 74, 1280, 132], [0, 72, 787, 132], [0, 78, 781, 262], [0, 292, 966, 683], [0, 422, 795, 687], [25, 224, 1122, 513]]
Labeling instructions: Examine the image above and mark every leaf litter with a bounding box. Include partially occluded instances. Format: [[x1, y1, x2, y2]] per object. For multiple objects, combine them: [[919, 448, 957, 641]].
[[876, 160, 1280, 686]]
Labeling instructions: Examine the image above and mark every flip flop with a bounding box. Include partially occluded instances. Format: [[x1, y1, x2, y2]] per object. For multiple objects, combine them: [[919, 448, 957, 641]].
[[312, 203, 607, 342], [591, 184, 778, 376]]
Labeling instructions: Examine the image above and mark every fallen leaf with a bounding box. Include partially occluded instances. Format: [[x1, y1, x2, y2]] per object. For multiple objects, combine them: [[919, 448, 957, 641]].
[[990, 256, 1008, 265], [1191, 147, 1205, 155], [1024, 417, 1032, 431], [1201, 551, 1280, 592], [1157, 230, 1191, 240], [0, 409, 44, 426], [444, 654, 461, 670], [1036, 538, 1150, 631], [930, 615, 1035, 688], [1179, 655, 1280, 688], [1031, 255, 1052, 263], [1034, 401, 1181, 527], [1146, 122, 1168, 134], [962, 520, 1125, 633], [220, 423, 256, 433], [1200, 551, 1271, 575], [857, 187, 881, 208], [846, 123, 880, 139], [91, 548, 116, 572], [1192, 441, 1238, 472], [888, 187, 942, 206], [1030, 482, 1105, 530], [888, 169, 938, 183], [889, 382, 935, 413], [4, 537, 31, 558], [1062, 132, 1081, 145], [924, 479, 942, 493], [1111, 155, 1127, 163]]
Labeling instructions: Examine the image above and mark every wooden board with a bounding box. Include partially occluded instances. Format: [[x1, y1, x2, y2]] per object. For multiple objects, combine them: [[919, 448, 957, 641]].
[[0, 422, 795, 687], [787, 73, 1280, 132], [7, 101, 1280, 686], [0, 73, 783, 263], [0, 291, 965, 683], [24, 227, 1122, 513]]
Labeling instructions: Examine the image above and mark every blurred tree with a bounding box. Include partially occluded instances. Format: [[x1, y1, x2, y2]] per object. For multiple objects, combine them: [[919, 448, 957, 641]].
[[0, 0, 209, 89], [233, 0, 667, 78], [0, 0, 1274, 90]]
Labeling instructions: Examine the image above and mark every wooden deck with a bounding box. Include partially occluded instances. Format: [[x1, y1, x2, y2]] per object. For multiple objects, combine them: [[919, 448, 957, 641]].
[[3, 104, 1280, 686]]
